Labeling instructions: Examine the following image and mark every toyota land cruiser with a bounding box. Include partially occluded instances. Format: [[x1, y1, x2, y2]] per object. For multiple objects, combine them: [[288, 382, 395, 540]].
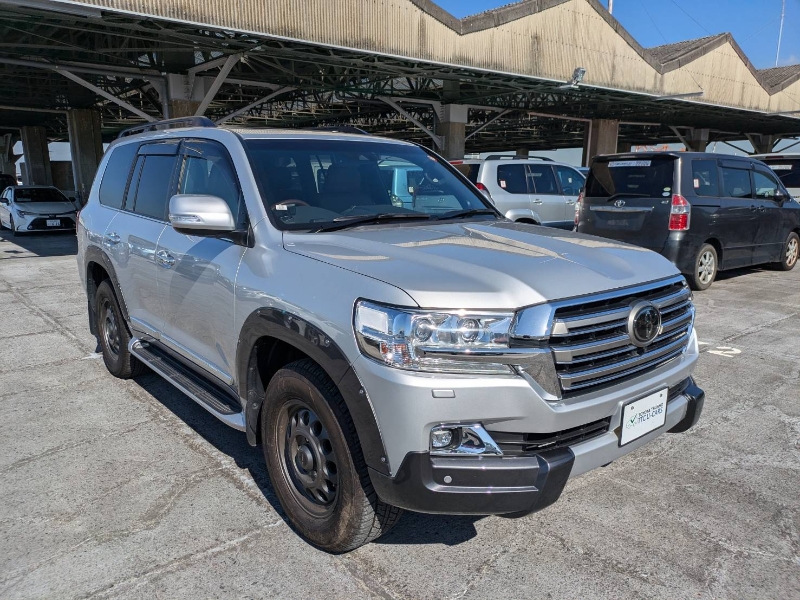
[[78, 118, 705, 552]]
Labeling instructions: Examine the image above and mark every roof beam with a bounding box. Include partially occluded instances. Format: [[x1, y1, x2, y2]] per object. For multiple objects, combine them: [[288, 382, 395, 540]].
[[215, 86, 295, 124], [194, 53, 241, 116], [378, 96, 442, 148], [56, 70, 156, 122], [466, 109, 513, 140]]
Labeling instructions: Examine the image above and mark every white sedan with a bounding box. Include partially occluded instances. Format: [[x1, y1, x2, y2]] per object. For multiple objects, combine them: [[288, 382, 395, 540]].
[[0, 186, 79, 235]]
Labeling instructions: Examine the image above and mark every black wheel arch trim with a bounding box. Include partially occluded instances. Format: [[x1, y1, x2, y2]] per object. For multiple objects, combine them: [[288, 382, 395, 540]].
[[84, 245, 130, 336], [237, 307, 390, 476]]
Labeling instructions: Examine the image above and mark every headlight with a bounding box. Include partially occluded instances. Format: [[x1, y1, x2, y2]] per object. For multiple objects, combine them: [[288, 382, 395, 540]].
[[354, 300, 514, 374], [15, 209, 32, 217]]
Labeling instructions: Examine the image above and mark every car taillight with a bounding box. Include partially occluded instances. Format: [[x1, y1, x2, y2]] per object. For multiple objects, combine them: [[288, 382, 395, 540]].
[[475, 182, 488, 191], [669, 194, 690, 231], [574, 191, 583, 227]]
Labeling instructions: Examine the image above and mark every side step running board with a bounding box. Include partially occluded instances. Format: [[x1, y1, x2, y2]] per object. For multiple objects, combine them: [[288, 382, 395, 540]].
[[129, 339, 246, 431]]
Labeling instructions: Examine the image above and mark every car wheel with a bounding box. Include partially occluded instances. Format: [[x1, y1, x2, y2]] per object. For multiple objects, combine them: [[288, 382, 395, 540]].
[[262, 359, 402, 552], [689, 243, 717, 291], [10, 216, 18, 236], [777, 232, 799, 271], [95, 280, 146, 378]]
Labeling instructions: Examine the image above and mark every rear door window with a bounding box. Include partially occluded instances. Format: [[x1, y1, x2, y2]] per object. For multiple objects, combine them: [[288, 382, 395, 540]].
[[99, 142, 138, 209], [131, 155, 178, 221], [527, 165, 559, 194], [720, 167, 752, 198], [585, 157, 676, 199], [752, 170, 781, 199], [554, 165, 585, 196], [691, 159, 720, 197], [496, 164, 528, 194]]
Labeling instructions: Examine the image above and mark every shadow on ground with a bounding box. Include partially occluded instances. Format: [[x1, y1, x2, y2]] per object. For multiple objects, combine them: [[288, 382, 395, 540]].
[[133, 372, 482, 548], [0, 229, 78, 258]]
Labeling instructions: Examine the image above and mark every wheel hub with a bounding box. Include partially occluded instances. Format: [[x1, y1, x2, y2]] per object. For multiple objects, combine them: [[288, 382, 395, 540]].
[[283, 404, 339, 507], [102, 301, 120, 357]]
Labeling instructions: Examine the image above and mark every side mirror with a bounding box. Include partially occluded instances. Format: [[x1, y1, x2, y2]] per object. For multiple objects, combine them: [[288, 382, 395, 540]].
[[168, 194, 235, 233], [774, 190, 788, 202]]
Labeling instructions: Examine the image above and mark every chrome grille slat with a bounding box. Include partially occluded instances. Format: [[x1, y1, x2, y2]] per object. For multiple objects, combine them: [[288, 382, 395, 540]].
[[548, 277, 694, 396]]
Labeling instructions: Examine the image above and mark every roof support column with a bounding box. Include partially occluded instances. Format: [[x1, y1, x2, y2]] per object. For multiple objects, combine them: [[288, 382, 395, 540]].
[[438, 104, 468, 160], [583, 119, 619, 166], [67, 109, 103, 204], [670, 126, 709, 152], [165, 74, 201, 118], [20, 126, 52, 186], [746, 134, 780, 154], [1, 133, 18, 176]]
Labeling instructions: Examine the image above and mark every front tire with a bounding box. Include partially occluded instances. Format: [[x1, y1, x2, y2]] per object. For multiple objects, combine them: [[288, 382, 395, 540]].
[[689, 243, 717, 291], [261, 359, 402, 552], [777, 232, 799, 271], [95, 280, 146, 378]]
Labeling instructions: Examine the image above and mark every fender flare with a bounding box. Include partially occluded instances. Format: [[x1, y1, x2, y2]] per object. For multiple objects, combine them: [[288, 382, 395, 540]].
[[84, 245, 130, 335], [236, 308, 390, 476]]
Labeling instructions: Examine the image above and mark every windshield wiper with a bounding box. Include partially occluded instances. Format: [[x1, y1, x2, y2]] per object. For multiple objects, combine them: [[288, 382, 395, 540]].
[[314, 212, 432, 232], [432, 208, 497, 220]]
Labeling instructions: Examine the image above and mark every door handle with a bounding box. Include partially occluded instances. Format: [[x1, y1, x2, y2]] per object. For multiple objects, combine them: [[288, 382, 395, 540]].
[[156, 250, 175, 268], [749, 205, 758, 212], [565, 199, 576, 205], [103, 232, 121, 246], [532, 198, 543, 204]]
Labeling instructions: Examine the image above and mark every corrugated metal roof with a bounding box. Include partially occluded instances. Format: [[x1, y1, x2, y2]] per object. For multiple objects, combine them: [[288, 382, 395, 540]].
[[648, 35, 725, 64], [758, 65, 800, 89]]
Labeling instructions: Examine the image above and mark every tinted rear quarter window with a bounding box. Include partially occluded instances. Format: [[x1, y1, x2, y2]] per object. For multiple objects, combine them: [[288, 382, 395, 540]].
[[132, 155, 177, 220], [691, 159, 720, 197], [496, 164, 528, 194], [759, 158, 800, 188], [99, 142, 138, 209], [586, 158, 676, 199]]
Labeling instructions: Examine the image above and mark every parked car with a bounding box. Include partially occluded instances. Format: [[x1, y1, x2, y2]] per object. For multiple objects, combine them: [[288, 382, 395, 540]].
[[78, 119, 704, 552], [0, 185, 79, 235], [451, 156, 585, 229], [576, 152, 800, 290], [750, 153, 800, 198]]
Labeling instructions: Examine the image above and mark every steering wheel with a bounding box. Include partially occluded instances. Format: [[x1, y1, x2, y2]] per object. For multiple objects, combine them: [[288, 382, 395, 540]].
[[272, 199, 309, 208]]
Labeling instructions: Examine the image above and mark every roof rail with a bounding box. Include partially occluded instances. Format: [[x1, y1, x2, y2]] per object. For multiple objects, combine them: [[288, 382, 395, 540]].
[[117, 116, 216, 139], [302, 126, 371, 135], [484, 154, 554, 162]]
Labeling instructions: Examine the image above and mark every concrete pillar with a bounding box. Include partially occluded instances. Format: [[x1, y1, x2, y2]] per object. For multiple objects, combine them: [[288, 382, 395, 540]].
[[438, 104, 468, 160], [617, 140, 631, 154], [582, 119, 619, 166], [685, 128, 710, 152], [515, 148, 530, 157], [20, 126, 52, 186], [748, 134, 779, 154], [1, 133, 17, 176], [67, 109, 103, 203], [165, 74, 205, 118]]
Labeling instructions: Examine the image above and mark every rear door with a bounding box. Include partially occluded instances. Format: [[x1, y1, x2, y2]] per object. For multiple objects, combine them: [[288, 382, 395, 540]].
[[527, 164, 566, 227], [718, 161, 758, 267], [493, 163, 533, 220], [750, 167, 785, 264], [555, 165, 585, 228], [579, 156, 678, 251]]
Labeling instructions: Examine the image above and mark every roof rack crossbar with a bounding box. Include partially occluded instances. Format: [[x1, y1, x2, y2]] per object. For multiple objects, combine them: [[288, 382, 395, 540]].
[[117, 116, 216, 139]]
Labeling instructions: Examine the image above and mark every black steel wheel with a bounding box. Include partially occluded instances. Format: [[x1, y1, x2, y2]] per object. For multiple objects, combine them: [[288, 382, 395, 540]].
[[95, 280, 146, 379], [261, 359, 402, 552]]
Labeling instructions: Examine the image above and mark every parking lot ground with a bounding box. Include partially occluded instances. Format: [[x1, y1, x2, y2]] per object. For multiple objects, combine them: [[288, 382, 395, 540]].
[[0, 229, 798, 600]]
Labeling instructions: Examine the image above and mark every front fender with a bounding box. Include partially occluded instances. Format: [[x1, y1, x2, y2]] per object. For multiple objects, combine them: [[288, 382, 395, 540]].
[[236, 307, 390, 476]]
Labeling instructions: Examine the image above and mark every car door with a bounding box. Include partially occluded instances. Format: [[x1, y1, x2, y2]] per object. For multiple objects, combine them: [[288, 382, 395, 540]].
[[718, 162, 757, 268], [154, 138, 248, 385], [527, 164, 565, 227], [555, 165, 585, 229], [106, 140, 179, 339], [0, 188, 10, 227], [750, 168, 785, 264]]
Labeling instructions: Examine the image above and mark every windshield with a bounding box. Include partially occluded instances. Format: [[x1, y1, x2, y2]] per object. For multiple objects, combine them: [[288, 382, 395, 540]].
[[758, 158, 800, 188], [14, 187, 68, 203], [244, 139, 493, 230], [586, 157, 676, 199]]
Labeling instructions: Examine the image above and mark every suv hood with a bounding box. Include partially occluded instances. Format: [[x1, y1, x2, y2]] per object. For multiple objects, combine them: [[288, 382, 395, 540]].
[[284, 221, 679, 309]]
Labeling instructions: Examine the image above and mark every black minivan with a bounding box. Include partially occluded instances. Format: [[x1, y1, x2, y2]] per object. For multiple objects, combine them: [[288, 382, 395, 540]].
[[576, 152, 800, 290]]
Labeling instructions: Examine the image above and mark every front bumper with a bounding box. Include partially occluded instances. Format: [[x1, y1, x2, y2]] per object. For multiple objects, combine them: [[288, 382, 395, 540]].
[[14, 213, 76, 232], [370, 381, 705, 515]]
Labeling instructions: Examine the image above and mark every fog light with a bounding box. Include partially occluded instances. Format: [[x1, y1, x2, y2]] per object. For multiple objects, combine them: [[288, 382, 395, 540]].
[[430, 427, 454, 449]]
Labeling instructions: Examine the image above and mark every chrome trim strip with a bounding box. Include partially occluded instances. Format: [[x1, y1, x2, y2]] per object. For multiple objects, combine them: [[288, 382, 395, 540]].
[[416, 346, 548, 364], [589, 206, 654, 213], [562, 349, 686, 392], [429, 423, 503, 456]]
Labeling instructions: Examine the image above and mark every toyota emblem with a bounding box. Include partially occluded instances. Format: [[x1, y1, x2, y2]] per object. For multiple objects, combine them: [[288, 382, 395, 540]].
[[614, 199, 626, 208], [627, 301, 662, 347]]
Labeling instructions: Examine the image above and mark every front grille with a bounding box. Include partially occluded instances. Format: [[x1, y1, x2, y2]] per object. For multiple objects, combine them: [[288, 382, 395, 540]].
[[27, 216, 75, 230], [488, 418, 611, 456], [549, 277, 693, 396]]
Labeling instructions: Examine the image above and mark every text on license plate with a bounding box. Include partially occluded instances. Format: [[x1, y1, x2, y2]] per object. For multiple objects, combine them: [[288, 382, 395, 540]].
[[620, 388, 668, 446], [46, 219, 60, 227]]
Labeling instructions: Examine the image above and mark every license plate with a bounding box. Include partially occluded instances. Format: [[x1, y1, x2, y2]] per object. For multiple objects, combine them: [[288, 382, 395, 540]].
[[620, 388, 668, 446], [46, 219, 60, 227]]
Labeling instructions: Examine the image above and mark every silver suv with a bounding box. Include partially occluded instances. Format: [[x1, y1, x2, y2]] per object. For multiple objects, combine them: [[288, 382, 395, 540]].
[[78, 118, 704, 552], [452, 156, 585, 228]]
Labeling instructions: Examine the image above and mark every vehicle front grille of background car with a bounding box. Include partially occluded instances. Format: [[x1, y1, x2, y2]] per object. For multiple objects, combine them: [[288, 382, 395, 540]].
[[549, 278, 693, 396]]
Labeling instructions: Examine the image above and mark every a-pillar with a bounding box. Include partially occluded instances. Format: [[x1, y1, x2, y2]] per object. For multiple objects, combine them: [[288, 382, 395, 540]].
[[438, 104, 468, 160], [67, 109, 103, 203], [582, 119, 619, 166], [20, 126, 52, 186]]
